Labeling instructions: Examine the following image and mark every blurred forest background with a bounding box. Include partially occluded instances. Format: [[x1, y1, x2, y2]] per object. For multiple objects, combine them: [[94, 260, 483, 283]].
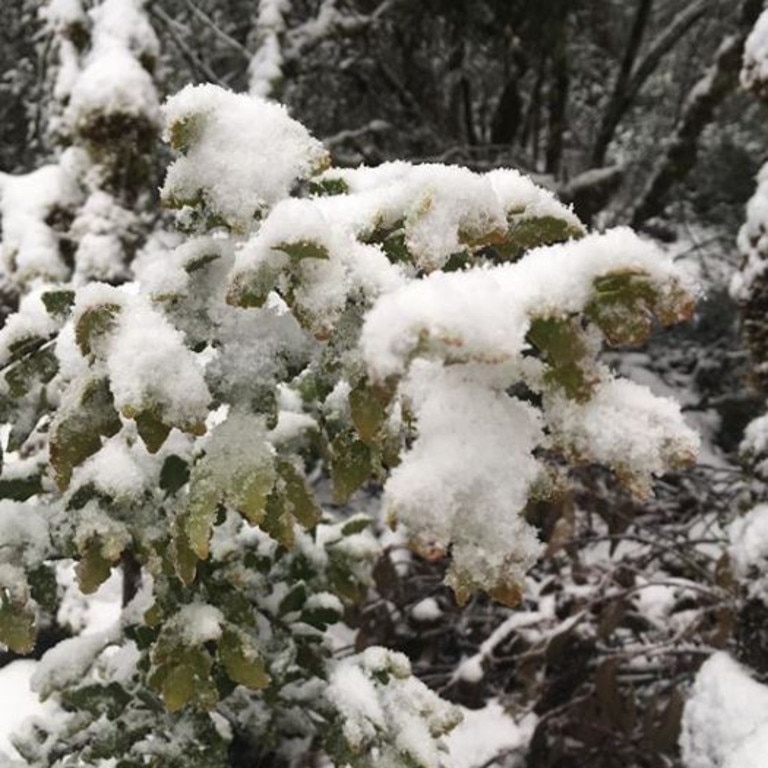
[[3, 1, 768, 766]]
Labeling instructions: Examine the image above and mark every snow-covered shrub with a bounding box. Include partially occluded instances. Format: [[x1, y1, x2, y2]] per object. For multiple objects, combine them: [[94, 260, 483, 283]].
[[0, 81, 698, 767]]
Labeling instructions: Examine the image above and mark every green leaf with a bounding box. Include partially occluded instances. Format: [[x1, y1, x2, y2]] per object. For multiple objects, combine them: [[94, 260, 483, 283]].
[[160, 455, 190, 495], [76, 537, 119, 594], [277, 459, 321, 530], [134, 407, 172, 454], [308, 177, 350, 196], [226, 267, 278, 309], [349, 381, 388, 446], [41, 290, 75, 317], [262, 490, 296, 548], [75, 303, 121, 356], [586, 269, 659, 346], [330, 430, 372, 504], [28, 565, 59, 614], [273, 240, 329, 261], [0, 590, 35, 654], [497, 216, 584, 262], [278, 582, 308, 617], [184, 252, 220, 274], [50, 376, 122, 490], [527, 316, 594, 401], [170, 518, 199, 585], [219, 629, 270, 690], [185, 416, 276, 559], [341, 515, 372, 536], [0, 475, 43, 501], [5, 346, 58, 398], [149, 644, 218, 713], [167, 114, 203, 152]]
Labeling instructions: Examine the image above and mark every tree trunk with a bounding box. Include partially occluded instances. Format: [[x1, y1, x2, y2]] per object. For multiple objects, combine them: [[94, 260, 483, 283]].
[[629, 0, 764, 228], [591, 0, 654, 169]]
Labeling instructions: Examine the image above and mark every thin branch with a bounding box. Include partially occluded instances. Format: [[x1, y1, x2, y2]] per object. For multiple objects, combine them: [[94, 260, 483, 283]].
[[149, 5, 228, 87], [183, 0, 251, 59]]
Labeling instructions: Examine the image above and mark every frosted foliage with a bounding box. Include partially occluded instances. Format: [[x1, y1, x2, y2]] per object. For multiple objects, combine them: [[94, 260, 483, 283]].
[[546, 378, 700, 497], [75, 435, 151, 500], [162, 85, 328, 231], [32, 632, 115, 700], [361, 227, 692, 379], [680, 653, 768, 768], [733, 162, 768, 302], [65, 0, 160, 132], [729, 505, 768, 602], [0, 503, 48, 571], [71, 192, 138, 285], [326, 647, 461, 768], [386, 363, 544, 591], [0, 290, 58, 369], [0, 165, 77, 284], [72, 285, 211, 427], [249, 0, 290, 96], [174, 604, 224, 645], [742, 10, 768, 96], [315, 162, 583, 273]]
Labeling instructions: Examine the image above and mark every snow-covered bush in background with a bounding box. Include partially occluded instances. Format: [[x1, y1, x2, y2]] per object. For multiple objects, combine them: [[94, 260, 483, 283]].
[[0, 75, 699, 766], [680, 11, 768, 768]]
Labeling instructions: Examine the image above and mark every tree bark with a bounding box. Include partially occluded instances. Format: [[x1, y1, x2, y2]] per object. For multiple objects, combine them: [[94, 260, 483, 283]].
[[629, 0, 764, 228], [591, 0, 654, 169]]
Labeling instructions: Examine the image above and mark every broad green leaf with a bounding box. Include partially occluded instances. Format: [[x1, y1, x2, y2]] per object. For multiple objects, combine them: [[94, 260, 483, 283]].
[[278, 582, 308, 617], [28, 565, 59, 614], [277, 459, 321, 530], [184, 252, 220, 274], [6, 334, 46, 365], [76, 537, 119, 594], [262, 490, 296, 548], [75, 303, 120, 356], [219, 629, 270, 690], [308, 177, 349, 196], [586, 270, 657, 346], [170, 518, 199, 585], [0, 475, 43, 501], [527, 316, 594, 401], [497, 216, 585, 262], [341, 515, 372, 537], [134, 407, 172, 454], [185, 415, 276, 558], [330, 430, 372, 504], [226, 267, 278, 309], [0, 590, 35, 654], [5, 345, 58, 398], [160, 455, 190, 495], [41, 290, 75, 317], [149, 644, 218, 712], [349, 381, 387, 446], [167, 114, 203, 152], [50, 376, 122, 490], [273, 240, 329, 261]]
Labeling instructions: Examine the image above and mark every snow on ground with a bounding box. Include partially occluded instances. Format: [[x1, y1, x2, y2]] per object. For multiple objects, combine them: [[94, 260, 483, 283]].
[[443, 701, 536, 768]]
